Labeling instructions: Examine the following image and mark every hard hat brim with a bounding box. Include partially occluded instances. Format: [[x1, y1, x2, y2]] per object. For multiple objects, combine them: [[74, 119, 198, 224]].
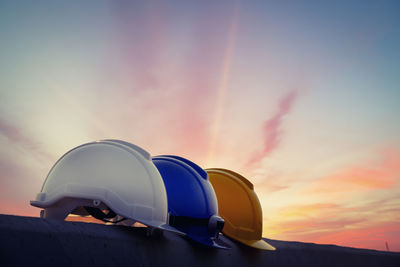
[[236, 238, 276, 250], [32, 197, 185, 236], [157, 224, 185, 235], [187, 234, 231, 249]]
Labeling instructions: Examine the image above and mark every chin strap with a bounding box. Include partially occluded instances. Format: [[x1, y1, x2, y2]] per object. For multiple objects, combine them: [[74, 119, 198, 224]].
[[169, 214, 209, 227], [169, 214, 225, 238], [84, 207, 127, 223]]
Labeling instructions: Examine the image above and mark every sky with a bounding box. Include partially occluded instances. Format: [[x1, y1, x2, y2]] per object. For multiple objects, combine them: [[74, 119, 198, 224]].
[[0, 0, 399, 252]]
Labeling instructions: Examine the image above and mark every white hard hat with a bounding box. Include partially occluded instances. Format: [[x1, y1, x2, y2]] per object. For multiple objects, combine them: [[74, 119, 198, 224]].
[[30, 140, 177, 232]]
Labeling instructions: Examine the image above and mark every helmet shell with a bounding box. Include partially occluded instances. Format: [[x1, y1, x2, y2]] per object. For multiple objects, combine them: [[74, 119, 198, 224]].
[[152, 155, 217, 218], [206, 168, 275, 250], [31, 140, 169, 229], [152, 156, 226, 248]]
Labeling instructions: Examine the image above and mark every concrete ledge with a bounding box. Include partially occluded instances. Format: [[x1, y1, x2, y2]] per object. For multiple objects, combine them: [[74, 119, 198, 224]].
[[0, 214, 399, 267]]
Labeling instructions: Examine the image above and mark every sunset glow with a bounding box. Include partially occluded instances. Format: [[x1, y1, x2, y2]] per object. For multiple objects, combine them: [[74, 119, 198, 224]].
[[0, 0, 399, 252]]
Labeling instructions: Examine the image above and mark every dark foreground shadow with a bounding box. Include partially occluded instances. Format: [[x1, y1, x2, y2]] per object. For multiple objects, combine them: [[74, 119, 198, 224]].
[[0, 214, 399, 267]]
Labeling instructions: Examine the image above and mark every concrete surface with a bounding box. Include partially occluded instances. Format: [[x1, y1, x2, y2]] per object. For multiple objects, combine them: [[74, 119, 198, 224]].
[[0, 214, 399, 267]]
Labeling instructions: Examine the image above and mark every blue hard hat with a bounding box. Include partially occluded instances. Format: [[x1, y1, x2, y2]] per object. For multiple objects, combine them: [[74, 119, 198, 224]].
[[152, 155, 228, 249]]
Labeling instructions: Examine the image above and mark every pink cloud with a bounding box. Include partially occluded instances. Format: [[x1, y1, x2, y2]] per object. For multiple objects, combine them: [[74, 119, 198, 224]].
[[246, 90, 298, 168], [110, 1, 168, 91], [94, 3, 242, 163], [262, 90, 298, 153], [173, 8, 240, 161], [115, 5, 239, 162]]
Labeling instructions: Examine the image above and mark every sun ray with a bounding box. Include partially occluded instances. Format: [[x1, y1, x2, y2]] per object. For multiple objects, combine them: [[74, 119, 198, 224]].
[[206, 3, 240, 166]]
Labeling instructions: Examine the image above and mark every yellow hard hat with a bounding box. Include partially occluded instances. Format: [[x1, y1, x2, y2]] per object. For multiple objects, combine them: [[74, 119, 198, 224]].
[[206, 168, 276, 250]]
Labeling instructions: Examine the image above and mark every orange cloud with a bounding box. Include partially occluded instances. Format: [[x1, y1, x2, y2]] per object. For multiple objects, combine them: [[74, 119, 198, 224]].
[[265, 203, 346, 236], [312, 222, 400, 252], [258, 149, 400, 252], [306, 150, 400, 194], [0, 197, 38, 218], [277, 203, 339, 218], [264, 196, 400, 252]]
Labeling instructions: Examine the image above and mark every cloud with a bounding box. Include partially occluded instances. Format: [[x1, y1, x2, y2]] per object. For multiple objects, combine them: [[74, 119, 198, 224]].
[[0, 196, 38, 217], [255, 175, 291, 192], [0, 115, 54, 217], [305, 150, 400, 195], [0, 116, 53, 161], [262, 90, 298, 154], [246, 90, 298, 168], [0, 117, 32, 149], [262, 150, 400, 252], [264, 203, 360, 237], [0, 156, 44, 217], [264, 199, 400, 251], [94, 2, 242, 164], [257, 182, 289, 193], [267, 216, 400, 251], [312, 222, 400, 252], [108, 0, 169, 91]]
